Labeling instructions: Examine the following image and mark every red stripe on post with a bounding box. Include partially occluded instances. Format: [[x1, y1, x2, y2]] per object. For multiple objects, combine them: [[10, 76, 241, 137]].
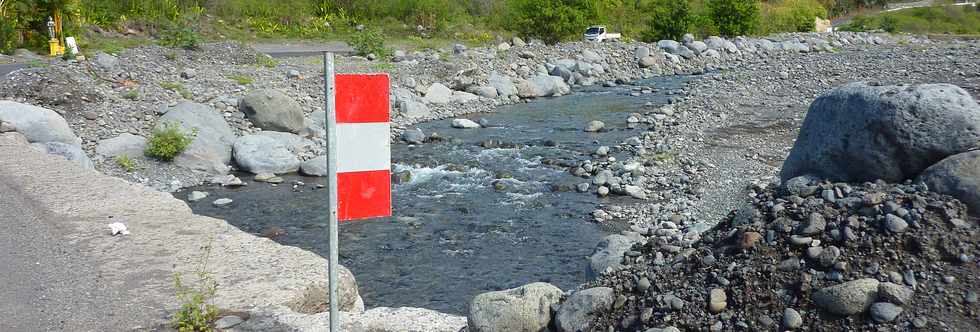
[[337, 169, 392, 221], [336, 74, 390, 123]]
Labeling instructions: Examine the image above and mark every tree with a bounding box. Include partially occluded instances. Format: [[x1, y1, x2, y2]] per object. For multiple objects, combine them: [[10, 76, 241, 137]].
[[503, 0, 599, 44], [707, 0, 760, 37], [642, 0, 692, 41]]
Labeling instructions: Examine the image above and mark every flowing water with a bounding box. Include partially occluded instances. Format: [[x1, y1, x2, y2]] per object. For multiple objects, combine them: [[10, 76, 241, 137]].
[[179, 76, 690, 314]]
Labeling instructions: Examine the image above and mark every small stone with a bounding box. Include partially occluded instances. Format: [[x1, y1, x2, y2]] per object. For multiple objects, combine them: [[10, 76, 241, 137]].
[[585, 120, 605, 132], [597, 186, 610, 197], [943, 276, 956, 284], [577, 183, 591, 192], [214, 315, 244, 329], [213, 198, 233, 207], [708, 288, 727, 313], [817, 246, 841, 267], [812, 278, 879, 315], [965, 291, 978, 303], [254, 173, 276, 182], [912, 316, 928, 329], [806, 246, 823, 259], [869, 302, 902, 322], [637, 277, 651, 292], [187, 191, 208, 202], [798, 212, 826, 235], [669, 296, 685, 310], [778, 257, 800, 271], [790, 236, 813, 246], [596, 145, 610, 156], [878, 282, 914, 306], [782, 308, 803, 330], [266, 176, 285, 184], [885, 214, 908, 233], [740, 231, 763, 249]]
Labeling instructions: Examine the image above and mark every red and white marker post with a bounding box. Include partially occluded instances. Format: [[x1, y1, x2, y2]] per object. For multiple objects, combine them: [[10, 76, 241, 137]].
[[323, 53, 392, 331]]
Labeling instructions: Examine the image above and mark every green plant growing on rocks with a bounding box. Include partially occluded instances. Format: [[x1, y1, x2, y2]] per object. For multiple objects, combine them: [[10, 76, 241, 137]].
[[160, 23, 202, 50], [114, 154, 137, 172], [228, 74, 253, 85], [165, 51, 178, 61], [172, 237, 219, 332], [146, 122, 195, 161], [349, 28, 390, 57], [122, 89, 140, 100], [161, 82, 193, 99], [255, 53, 278, 68]]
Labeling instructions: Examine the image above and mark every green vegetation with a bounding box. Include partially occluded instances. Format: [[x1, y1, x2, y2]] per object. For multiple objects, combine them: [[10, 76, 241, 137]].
[[114, 154, 137, 172], [227, 74, 253, 85], [122, 89, 139, 100], [349, 28, 389, 57], [255, 53, 277, 68], [643, 0, 693, 41], [160, 81, 193, 99], [841, 5, 980, 35], [0, 0, 972, 55], [146, 122, 195, 161], [172, 237, 219, 332]]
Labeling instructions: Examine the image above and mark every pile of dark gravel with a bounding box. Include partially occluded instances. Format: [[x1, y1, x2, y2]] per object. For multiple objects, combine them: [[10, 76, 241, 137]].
[[585, 178, 979, 331]]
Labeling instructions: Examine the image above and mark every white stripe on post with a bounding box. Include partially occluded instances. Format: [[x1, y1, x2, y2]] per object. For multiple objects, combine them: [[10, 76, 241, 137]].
[[336, 122, 391, 173]]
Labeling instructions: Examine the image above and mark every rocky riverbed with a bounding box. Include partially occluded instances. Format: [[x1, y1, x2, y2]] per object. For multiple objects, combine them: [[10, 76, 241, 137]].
[[1, 30, 979, 331]]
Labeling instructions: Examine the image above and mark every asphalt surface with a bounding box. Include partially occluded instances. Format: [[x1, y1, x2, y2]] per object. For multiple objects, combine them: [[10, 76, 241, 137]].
[[0, 64, 27, 77], [0, 179, 163, 331]]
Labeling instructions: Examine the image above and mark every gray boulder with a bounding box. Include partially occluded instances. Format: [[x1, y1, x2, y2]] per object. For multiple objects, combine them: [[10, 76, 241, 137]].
[[401, 129, 425, 144], [676, 46, 695, 59], [489, 72, 518, 97], [657, 40, 680, 54], [96, 133, 147, 158], [0, 101, 81, 146], [233, 134, 301, 174], [588, 234, 633, 277], [255, 131, 314, 155], [31, 142, 93, 169], [704, 36, 726, 50], [686, 41, 708, 54], [781, 83, 980, 183], [157, 102, 236, 174], [452, 119, 481, 129], [555, 287, 615, 332], [917, 150, 980, 214], [239, 89, 306, 133], [93, 52, 119, 70], [399, 99, 431, 120], [305, 111, 326, 138], [300, 155, 327, 177], [467, 282, 563, 332], [424, 83, 454, 104], [635, 46, 651, 60], [812, 278, 879, 315], [473, 86, 498, 99], [581, 49, 603, 63], [517, 75, 570, 98], [682, 33, 695, 44]]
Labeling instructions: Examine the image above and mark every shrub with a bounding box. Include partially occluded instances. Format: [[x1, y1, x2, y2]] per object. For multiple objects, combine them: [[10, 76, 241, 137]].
[[161, 82, 193, 99], [160, 24, 202, 50], [115, 154, 137, 172], [0, 18, 16, 55], [763, 0, 828, 33], [255, 53, 278, 68], [880, 14, 898, 33], [349, 28, 389, 57], [708, 0, 761, 37], [172, 237, 219, 332], [502, 0, 598, 44], [642, 0, 693, 42], [146, 122, 195, 161]]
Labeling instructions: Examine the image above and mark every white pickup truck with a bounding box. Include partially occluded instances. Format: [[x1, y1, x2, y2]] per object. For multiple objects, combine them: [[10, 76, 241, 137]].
[[583, 26, 621, 42]]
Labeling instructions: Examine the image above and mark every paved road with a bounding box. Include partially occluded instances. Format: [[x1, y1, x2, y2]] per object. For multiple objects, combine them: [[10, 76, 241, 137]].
[[251, 41, 355, 58], [0, 178, 163, 331], [0, 64, 27, 77]]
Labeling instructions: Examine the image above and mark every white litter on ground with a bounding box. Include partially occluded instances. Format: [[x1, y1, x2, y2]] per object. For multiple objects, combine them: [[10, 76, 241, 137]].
[[107, 222, 130, 235]]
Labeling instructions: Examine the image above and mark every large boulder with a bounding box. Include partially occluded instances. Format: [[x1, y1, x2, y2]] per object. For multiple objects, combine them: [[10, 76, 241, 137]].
[[917, 150, 980, 214], [588, 234, 633, 278], [93, 52, 119, 70], [489, 72, 518, 97], [31, 142, 93, 169], [239, 89, 306, 133], [781, 82, 980, 183], [0, 101, 81, 146], [156, 102, 236, 174], [96, 133, 147, 158], [517, 75, 570, 98], [657, 40, 680, 54], [233, 134, 301, 174], [255, 131, 314, 155], [555, 287, 615, 332], [468, 282, 563, 332], [300, 155, 327, 176], [424, 83, 454, 104], [685, 41, 708, 54]]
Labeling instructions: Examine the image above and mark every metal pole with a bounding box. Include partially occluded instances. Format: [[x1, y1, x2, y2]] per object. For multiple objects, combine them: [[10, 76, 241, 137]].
[[324, 52, 340, 332]]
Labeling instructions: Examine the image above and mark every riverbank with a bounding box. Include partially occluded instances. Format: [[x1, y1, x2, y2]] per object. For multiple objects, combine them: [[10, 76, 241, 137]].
[[2, 31, 979, 330]]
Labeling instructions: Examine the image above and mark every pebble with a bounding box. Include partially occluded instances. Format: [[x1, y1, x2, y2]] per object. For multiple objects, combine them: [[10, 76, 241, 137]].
[[739, 231, 762, 249], [912, 316, 928, 329], [782, 308, 803, 330], [885, 213, 908, 233], [637, 277, 651, 292], [214, 315, 244, 329], [965, 291, 978, 303], [708, 288, 727, 313], [878, 282, 914, 305], [869, 302, 903, 322], [187, 191, 208, 202], [212, 198, 233, 207]]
